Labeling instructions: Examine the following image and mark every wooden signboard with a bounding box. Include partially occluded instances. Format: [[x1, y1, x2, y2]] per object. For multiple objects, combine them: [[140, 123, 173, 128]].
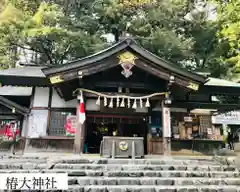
[[184, 116, 193, 122]]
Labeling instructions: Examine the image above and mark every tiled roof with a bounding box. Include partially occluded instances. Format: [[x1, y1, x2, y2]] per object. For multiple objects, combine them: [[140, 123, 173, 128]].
[[205, 77, 240, 87], [0, 86, 32, 96], [0, 66, 45, 77]]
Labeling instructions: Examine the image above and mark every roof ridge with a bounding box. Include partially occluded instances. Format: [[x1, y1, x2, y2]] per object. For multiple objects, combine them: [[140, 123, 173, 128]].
[[42, 38, 205, 83], [42, 38, 131, 71]]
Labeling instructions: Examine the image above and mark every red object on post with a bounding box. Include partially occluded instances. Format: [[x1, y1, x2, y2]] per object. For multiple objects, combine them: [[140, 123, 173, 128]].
[[5, 126, 13, 137], [65, 119, 76, 134], [4, 123, 20, 138]]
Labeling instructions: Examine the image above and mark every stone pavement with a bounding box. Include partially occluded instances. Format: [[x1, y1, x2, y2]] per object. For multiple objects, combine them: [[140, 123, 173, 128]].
[[0, 153, 240, 191]]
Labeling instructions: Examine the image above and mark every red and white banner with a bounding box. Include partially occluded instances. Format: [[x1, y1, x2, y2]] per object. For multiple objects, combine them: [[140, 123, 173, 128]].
[[78, 91, 86, 124]]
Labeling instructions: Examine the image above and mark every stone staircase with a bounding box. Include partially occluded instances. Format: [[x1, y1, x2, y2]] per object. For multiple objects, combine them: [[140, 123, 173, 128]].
[[0, 155, 240, 191]]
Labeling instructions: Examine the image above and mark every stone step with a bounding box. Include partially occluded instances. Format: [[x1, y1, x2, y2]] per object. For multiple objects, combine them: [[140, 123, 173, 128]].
[[0, 169, 40, 173], [0, 162, 227, 170], [68, 177, 240, 186], [0, 159, 47, 164], [46, 170, 240, 177], [58, 159, 220, 165], [0, 162, 47, 169], [0, 157, 220, 165], [0, 169, 238, 178], [66, 185, 240, 192], [53, 164, 238, 171], [0, 155, 48, 160]]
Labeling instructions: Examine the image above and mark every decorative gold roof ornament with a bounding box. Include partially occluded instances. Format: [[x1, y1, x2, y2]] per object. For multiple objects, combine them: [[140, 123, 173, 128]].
[[49, 75, 64, 84], [187, 82, 199, 91], [118, 51, 138, 78]]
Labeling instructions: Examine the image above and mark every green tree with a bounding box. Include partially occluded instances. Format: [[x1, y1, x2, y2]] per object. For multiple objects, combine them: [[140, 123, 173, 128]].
[[93, 0, 195, 63], [93, 0, 226, 77], [0, 0, 106, 68], [216, 0, 240, 81], [0, 0, 230, 81]]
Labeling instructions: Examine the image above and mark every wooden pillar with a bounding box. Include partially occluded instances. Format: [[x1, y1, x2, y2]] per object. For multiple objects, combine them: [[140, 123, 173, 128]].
[[162, 100, 171, 155], [46, 87, 53, 135], [147, 101, 152, 155], [23, 87, 36, 153], [74, 92, 85, 154]]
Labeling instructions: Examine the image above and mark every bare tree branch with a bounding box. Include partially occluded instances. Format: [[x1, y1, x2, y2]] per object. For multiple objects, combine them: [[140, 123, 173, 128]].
[[57, 44, 71, 64], [9, 41, 43, 54], [37, 40, 54, 65]]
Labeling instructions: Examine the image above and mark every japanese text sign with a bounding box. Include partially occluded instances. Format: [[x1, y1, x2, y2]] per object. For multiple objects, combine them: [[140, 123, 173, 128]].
[[0, 173, 68, 190]]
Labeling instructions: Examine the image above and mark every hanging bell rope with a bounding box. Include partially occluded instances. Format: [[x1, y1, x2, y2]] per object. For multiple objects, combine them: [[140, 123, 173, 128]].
[[73, 88, 167, 99]]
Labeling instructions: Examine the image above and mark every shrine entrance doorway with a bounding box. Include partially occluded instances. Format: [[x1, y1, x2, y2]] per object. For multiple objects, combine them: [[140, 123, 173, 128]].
[[85, 114, 148, 154]]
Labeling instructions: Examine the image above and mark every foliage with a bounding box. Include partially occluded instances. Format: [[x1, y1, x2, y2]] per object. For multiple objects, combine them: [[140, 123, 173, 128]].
[[93, 0, 229, 76], [0, 0, 235, 80], [216, 0, 240, 81], [0, 0, 106, 67], [88, 0, 197, 66]]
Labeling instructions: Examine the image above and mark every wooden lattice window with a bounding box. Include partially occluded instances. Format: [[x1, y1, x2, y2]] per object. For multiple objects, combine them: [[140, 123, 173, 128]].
[[49, 110, 75, 136]]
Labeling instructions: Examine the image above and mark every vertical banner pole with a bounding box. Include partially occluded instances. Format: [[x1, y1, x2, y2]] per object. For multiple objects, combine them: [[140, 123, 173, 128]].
[[74, 90, 86, 154], [74, 96, 81, 153], [162, 100, 171, 155]]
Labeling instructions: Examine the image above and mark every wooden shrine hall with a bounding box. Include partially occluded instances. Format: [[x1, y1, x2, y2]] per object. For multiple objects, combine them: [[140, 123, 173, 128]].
[[0, 38, 240, 155]]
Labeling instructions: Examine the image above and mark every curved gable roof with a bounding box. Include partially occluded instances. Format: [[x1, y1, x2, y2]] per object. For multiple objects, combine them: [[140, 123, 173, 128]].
[[42, 38, 205, 83]]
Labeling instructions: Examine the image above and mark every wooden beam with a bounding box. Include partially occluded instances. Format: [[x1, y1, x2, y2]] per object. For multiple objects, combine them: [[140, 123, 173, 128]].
[[199, 86, 240, 96], [50, 58, 119, 83], [137, 60, 200, 91], [88, 81, 161, 91], [0, 76, 49, 86], [0, 96, 29, 115], [29, 87, 36, 109], [171, 101, 240, 110], [0, 115, 20, 120], [24, 86, 35, 153], [137, 60, 170, 80], [46, 87, 53, 135], [82, 92, 165, 100]]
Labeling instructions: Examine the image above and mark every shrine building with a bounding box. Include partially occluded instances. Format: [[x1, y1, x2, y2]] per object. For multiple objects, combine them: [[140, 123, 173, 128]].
[[0, 38, 240, 155]]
